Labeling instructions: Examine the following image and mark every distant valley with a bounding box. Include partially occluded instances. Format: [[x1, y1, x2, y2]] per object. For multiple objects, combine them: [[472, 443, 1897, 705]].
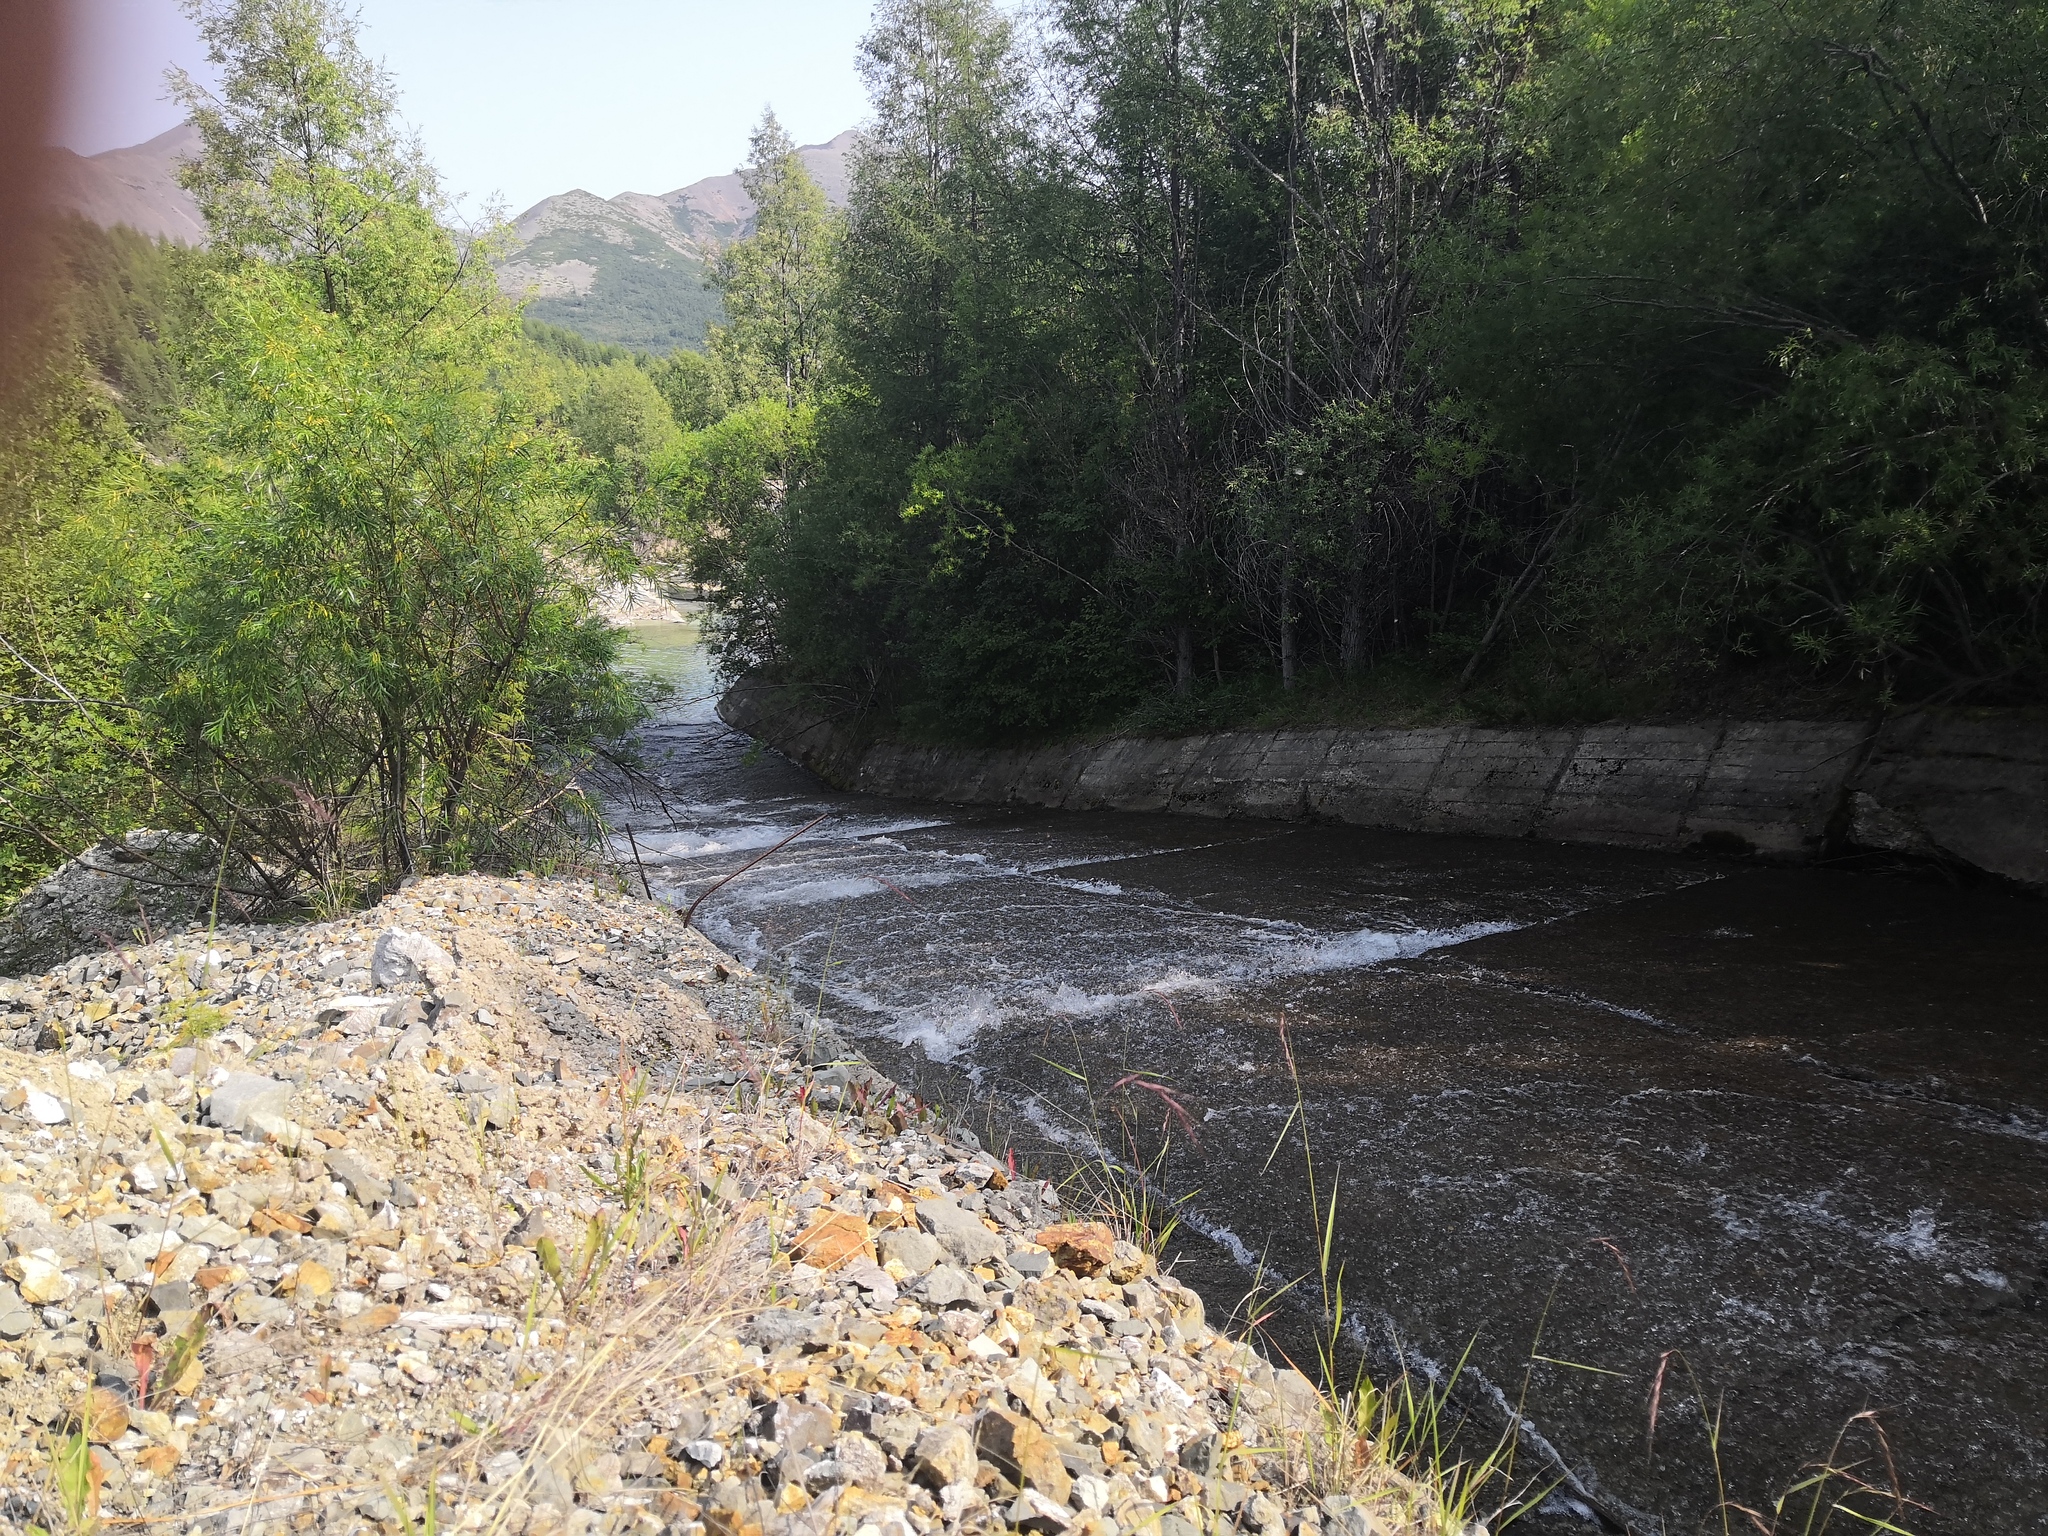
[[45, 125, 856, 354]]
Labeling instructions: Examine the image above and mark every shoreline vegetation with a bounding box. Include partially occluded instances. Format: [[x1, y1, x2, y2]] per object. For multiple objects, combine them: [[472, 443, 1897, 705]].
[[656, 0, 2048, 753]]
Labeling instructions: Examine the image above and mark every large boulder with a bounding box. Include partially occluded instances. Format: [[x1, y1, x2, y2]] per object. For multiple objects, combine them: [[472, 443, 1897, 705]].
[[0, 830, 228, 977]]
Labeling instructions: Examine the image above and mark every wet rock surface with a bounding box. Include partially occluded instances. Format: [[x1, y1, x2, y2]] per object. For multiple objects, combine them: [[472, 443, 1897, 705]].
[[0, 873, 1416, 1536]]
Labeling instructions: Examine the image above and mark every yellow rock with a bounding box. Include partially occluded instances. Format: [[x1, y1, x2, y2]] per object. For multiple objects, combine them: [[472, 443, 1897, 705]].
[[790, 1211, 874, 1272], [294, 1260, 335, 1297], [155, 1245, 206, 1285], [7, 1251, 74, 1305], [83, 1386, 129, 1443], [187, 1164, 228, 1194]]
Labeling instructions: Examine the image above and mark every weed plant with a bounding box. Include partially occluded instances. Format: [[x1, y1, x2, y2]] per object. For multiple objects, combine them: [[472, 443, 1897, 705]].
[[1015, 1013, 1926, 1535]]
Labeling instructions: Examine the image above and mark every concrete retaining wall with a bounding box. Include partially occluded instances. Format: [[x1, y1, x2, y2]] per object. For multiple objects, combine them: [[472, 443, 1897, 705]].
[[719, 680, 2048, 888]]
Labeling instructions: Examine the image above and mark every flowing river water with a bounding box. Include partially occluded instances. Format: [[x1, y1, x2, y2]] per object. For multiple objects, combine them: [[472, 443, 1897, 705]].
[[608, 616, 2047, 1535]]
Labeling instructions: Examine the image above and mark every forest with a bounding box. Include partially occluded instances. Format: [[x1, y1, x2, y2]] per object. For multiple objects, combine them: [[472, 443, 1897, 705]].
[[4, 0, 2044, 902], [672, 0, 2048, 742]]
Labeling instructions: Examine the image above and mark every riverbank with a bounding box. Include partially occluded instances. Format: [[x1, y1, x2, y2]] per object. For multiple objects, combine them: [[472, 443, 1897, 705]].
[[0, 871, 1469, 1536], [718, 679, 2048, 889]]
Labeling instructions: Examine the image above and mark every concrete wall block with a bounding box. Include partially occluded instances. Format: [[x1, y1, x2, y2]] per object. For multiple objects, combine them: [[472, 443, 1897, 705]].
[[856, 744, 917, 797], [929, 747, 1010, 806], [850, 745, 922, 798], [1003, 746, 1093, 810], [1071, 738, 1176, 811], [1308, 730, 1453, 828], [1234, 731, 1344, 820], [1084, 736, 1211, 813], [1683, 721, 1870, 857], [1422, 729, 1579, 836], [967, 750, 1031, 807], [717, 680, 866, 788], [1542, 725, 1724, 847], [1170, 734, 1280, 818], [722, 679, 2043, 889], [1850, 713, 2048, 887]]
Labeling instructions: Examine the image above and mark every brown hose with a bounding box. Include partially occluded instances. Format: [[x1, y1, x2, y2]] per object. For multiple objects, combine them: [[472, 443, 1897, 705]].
[[682, 812, 832, 929]]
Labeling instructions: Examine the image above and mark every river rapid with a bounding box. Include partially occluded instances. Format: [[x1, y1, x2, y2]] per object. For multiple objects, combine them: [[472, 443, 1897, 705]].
[[607, 615, 2048, 1535]]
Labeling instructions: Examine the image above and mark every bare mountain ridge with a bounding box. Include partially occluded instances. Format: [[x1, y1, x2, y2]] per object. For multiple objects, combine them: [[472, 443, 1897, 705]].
[[501, 130, 855, 352], [45, 123, 206, 245], [47, 125, 857, 354], [508, 130, 854, 249]]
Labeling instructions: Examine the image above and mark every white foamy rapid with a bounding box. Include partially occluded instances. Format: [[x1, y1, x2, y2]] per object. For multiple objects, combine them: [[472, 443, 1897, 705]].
[[816, 919, 1521, 1069], [877, 986, 1009, 1064], [1261, 919, 1522, 974]]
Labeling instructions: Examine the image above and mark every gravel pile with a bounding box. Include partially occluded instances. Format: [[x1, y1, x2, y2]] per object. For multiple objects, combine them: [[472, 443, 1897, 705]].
[[0, 872, 1458, 1536]]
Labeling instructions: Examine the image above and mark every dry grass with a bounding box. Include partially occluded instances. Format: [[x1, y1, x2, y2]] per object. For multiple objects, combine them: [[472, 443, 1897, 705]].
[[448, 1230, 765, 1536]]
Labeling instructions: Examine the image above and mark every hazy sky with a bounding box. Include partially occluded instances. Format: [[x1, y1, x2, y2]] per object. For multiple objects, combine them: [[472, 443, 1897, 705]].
[[56, 0, 873, 216]]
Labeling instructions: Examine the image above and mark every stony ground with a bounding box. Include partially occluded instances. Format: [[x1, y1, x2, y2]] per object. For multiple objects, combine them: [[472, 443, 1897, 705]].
[[0, 872, 1463, 1536]]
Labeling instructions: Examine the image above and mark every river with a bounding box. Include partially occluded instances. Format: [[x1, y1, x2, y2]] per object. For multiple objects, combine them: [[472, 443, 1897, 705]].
[[606, 614, 2048, 1535]]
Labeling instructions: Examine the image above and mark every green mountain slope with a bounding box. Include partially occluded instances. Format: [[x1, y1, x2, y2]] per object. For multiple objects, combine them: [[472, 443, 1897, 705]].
[[495, 131, 853, 355]]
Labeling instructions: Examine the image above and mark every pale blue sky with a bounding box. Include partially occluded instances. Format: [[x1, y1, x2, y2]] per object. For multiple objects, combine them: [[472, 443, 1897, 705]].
[[58, 0, 873, 216]]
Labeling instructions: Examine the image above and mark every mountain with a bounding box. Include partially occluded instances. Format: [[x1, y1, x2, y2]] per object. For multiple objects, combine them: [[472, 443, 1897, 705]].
[[500, 129, 855, 355], [45, 124, 206, 245], [43, 123, 858, 357]]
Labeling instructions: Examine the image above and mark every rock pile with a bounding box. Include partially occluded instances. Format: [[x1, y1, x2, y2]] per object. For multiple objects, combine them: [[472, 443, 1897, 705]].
[[0, 872, 1462, 1536], [0, 830, 242, 979]]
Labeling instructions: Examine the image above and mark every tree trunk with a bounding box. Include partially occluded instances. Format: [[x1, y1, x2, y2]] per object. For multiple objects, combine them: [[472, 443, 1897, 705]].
[[1175, 625, 1195, 696], [1279, 552, 1298, 690], [1340, 564, 1367, 673]]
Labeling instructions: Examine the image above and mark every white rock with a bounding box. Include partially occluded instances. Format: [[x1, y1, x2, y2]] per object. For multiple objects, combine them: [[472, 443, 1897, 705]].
[[17, 1085, 67, 1125], [245, 1110, 308, 1151], [802, 1459, 850, 1493], [155, 1244, 208, 1284], [1010, 1488, 1072, 1532], [398, 1310, 520, 1332], [372, 929, 455, 990], [205, 1073, 292, 1133], [940, 1485, 989, 1524], [1005, 1358, 1056, 1420], [1148, 1367, 1195, 1410], [397, 1353, 441, 1384], [7, 1251, 74, 1305], [1, 1189, 47, 1226], [125, 1229, 181, 1267], [830, 1433, 889, 1488]]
